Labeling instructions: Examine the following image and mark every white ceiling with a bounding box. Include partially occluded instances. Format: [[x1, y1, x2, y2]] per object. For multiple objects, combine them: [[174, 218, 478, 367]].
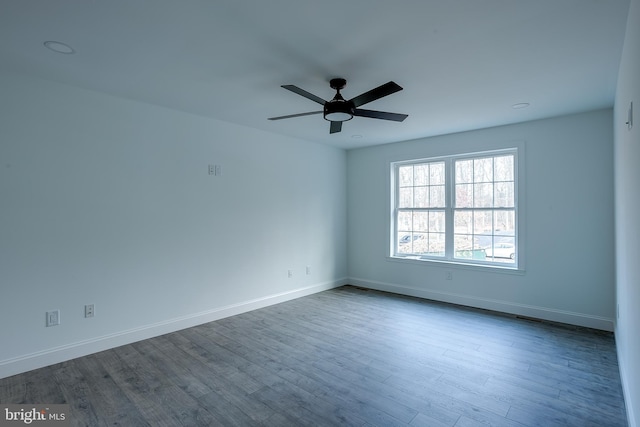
[[0, 0, 630, 149]]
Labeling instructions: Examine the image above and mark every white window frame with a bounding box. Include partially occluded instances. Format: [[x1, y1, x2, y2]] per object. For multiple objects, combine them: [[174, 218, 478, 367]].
[[390, 147, 523, 271]]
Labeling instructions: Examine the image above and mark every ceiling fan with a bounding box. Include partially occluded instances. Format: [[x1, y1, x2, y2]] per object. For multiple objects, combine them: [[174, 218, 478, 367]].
[[268, 78, 408, 134]]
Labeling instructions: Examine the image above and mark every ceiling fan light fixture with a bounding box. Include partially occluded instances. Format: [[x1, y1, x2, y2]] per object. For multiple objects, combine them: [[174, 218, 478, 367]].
[[324, 98, 355, 122], [324, 111, 353, 122]]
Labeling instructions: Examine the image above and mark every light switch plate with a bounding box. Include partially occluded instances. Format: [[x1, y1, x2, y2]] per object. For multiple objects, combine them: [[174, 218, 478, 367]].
[[46, 310, 60, 327]]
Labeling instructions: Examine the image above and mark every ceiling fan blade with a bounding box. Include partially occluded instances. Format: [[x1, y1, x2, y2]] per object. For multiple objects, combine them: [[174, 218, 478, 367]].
[[281, 85, 326, 105], [354, 109, 408, 122], [350, 81, 403, 108], [329, 121, 342, 134], [268, 111, 323, 120]]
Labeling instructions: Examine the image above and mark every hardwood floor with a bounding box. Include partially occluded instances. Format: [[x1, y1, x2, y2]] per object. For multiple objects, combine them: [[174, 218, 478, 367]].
[[0, 286, 628, 426]]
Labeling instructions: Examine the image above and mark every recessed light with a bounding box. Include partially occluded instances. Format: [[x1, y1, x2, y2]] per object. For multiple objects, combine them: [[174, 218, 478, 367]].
[[511, 103, 530, 109], [44, 41, 75, 54]]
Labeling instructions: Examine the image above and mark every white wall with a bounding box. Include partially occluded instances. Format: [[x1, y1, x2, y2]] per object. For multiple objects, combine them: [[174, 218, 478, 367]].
[[0, 72, 347, 378], [347, 110, 615, 330], [614, 0, 640, 424]]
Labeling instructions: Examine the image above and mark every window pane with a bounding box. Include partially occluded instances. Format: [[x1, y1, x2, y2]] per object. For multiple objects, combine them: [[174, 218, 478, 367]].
[[455, 160, 473, 183], [454, 210, 472, 234], [474, 183, 493, 207], [414, 164, 428, 186], [398, 211, 412, 231], [413, 233, 428, 253], [399, 166, 413, 187], [430, 185, 445, 208], [454, 234, 487, 260], [396, 209, 447, 257], [494, 182, 514, 207], [429, 211, 445, 232], [474, 210, 493, 235], [413, 211, 429, 232], [428, 232, 445, 256], [495, 210, 515, 235], [399, 187, 413, 208], [485, 237, 515, 262], [397, 232, 431, 254], [494, 155, 514, 181], [474, 157, 493, 182], [414, 187, 428, 207], [430, 162, 445, 185], [454, 234, 473, 253], [397, 233, 413, 253], [455, 184, 473, 208]]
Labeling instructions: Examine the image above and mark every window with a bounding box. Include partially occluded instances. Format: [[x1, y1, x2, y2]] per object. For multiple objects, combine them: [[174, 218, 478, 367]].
[[392, 149, 519, 268]]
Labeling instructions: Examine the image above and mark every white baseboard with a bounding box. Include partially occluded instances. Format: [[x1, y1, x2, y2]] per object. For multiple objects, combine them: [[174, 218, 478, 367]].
[[620, 362, 638, 427], [616, 325, 638, 427], [0, 279, 346, 379], [348, 277, 615, 332]]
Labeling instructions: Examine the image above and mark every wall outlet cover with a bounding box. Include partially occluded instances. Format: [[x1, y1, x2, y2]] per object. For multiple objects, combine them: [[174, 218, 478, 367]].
[[85, 304, 95, 318]]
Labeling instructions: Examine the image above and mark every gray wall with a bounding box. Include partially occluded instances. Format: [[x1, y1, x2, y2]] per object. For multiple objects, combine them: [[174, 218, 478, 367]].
[[0, 72, 348, 378], [614, 0, 640, 424], [347, 110, 615, 330]]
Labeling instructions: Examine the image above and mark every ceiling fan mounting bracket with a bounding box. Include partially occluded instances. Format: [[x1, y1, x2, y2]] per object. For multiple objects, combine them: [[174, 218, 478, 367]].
[[329, 78, 347, 91]]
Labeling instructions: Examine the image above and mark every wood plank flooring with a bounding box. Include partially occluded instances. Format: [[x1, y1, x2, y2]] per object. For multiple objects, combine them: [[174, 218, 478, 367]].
[[0, 286, 628, 426]]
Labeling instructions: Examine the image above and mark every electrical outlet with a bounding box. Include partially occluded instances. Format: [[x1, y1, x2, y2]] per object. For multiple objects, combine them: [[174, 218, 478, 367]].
[[306, 266, 311, 275], [288, 269, 293, 278], [85, 304, 95, 318], [446, 271, 453, 280], [46, 310, 60, 327]]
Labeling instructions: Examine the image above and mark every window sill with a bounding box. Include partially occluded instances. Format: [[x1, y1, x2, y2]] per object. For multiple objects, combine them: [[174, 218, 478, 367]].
[[387, 255, 526, 275]]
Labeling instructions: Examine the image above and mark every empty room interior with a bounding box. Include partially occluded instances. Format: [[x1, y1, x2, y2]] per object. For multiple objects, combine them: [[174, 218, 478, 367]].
[[1, 1, 639, 426]]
